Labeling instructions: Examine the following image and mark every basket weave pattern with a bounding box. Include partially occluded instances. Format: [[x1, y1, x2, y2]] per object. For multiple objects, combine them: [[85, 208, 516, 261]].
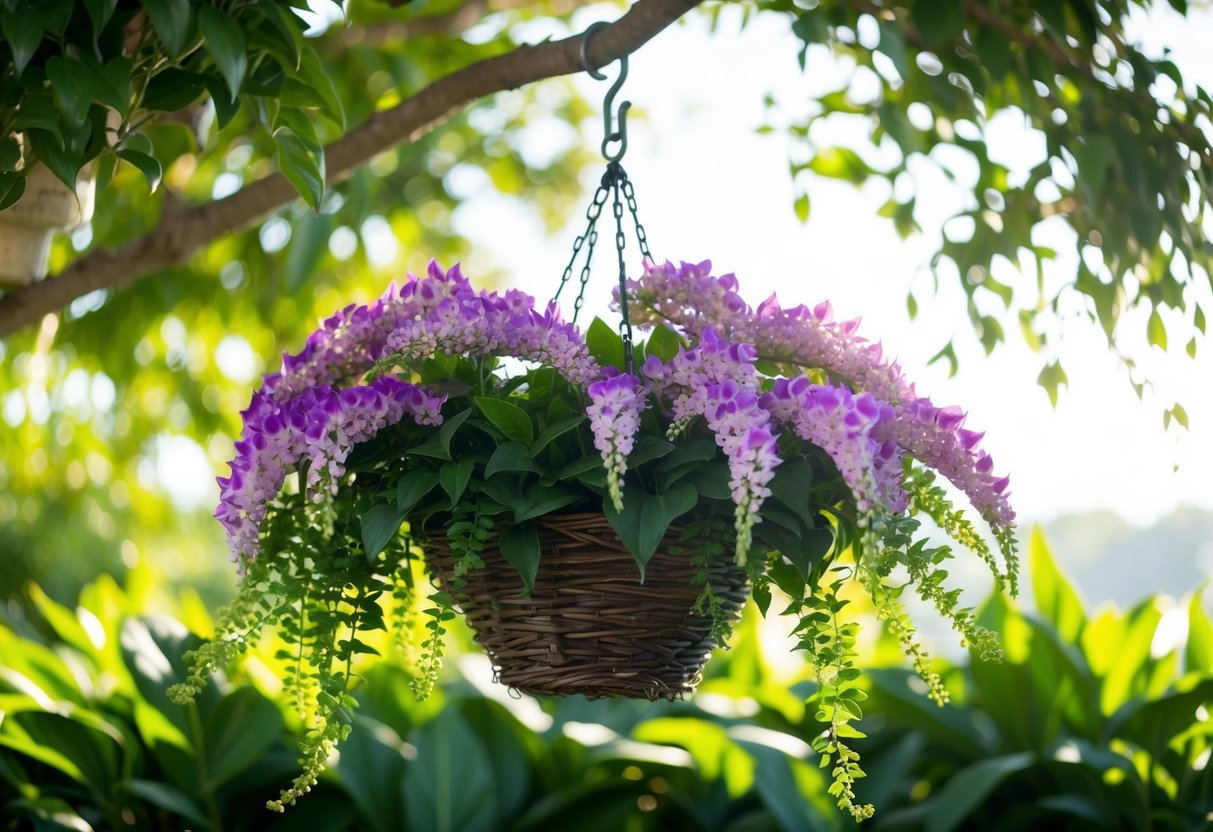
[[426, 512, 750, 699]]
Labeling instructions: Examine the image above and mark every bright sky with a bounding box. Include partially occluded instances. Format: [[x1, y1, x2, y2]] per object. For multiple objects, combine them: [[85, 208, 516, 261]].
[[454, 2, 1213, 529]]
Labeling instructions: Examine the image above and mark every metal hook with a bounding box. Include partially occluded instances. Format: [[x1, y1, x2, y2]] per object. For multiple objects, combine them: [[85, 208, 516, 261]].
[[580, 22, 630, 163]]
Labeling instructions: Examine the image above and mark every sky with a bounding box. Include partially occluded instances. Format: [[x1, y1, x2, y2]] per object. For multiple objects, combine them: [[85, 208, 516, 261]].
[[452, 1, 1213, 530]]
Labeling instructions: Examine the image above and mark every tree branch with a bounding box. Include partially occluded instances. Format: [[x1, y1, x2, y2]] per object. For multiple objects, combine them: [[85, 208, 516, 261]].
[[0, 0, 700, 338]]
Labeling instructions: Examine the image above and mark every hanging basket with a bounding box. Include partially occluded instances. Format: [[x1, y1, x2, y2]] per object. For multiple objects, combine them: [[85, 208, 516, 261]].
[[425, 512, 750, 700]]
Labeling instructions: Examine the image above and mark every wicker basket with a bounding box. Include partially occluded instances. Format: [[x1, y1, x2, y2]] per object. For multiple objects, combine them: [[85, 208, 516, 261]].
[[425, 512, 749, 699]]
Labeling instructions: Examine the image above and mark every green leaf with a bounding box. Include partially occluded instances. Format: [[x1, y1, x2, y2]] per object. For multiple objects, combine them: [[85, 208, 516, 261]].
[[396, 470, 440, 514], [485, 443, 542, 478], [362, 503, 408, 560], [512, 484, 580, 523], [116, 149, 162, 192], [26, 124, 89, 190], [529, 415, 585, 455], [474, 397, 533, 445], [11, 94, 62, 140], [499, 522, 540, 596], [122, 780, 211, 829], [143, 0, 193, 55], [274, 128, 325, 211], [1, 8, 45, 76], [202, 75, 241, 128], [439, 457, 475, 507], [94, 57, 134, 114], [804, 147, 871, 185], [923, 752, 1035, 832], [586, 318, 626, 370], [0, 173, 27, 211], [198, 5, 248, 101], [1146, 307, 1167, 350], [141, 68, 207, 112], [408, 408, 470, 461], [878, 20, 910, 79], [202, 687, 285, 789], [297, 45, 346, 130], [7, 796, 95, 831], [642, 324, 683, 362], [1037, 361, 1068, 406], [83, 0, 119, 36], [555, 455, 603, 481], [626, 435, 674, 467], [1029, 527, 1086, 642], [603, 483, 698, 578], [46, 57, 97, 126], [404, 709, 497, 832], [973, 25, 1011, 80], [1186, 588, 1213, 674], [793, 192, 810, 223]]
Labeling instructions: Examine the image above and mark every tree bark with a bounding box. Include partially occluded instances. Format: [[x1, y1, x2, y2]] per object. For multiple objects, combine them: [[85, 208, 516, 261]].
[[0, 0, 701, 338]]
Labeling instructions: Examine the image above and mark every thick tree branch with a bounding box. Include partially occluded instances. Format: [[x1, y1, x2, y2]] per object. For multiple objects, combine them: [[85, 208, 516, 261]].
[[0, 0, 700, 338]]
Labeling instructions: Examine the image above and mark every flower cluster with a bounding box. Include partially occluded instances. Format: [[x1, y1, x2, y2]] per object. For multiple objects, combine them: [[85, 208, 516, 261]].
[[587, 372, 648, 512], [623, 259, 1015, 533], [216, 376, 445, 563]]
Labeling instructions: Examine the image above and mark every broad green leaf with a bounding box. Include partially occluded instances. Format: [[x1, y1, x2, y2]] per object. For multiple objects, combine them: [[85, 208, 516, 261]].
[[474, 397, 533, 445], [499, 521, 540, 596], [1187, 588, 1213, 674], [408, 408, 471, 461], [297, 45, 346, 130], [512, 485, 580, 523], [804, 147, 871, 184], [122, 780, 211, 829], [396, 470, 440, 514], [0, 710, 123, 797], [529, 415, 585, 455], [1, 8, 44, 76], [0, 173, 27, 211], [485, 442, 542, 478], [1100, 598, 1164, 713], [202, 687, 285, 789], [141, 68, 207, 112], [586, 318, 626, 370], [202, 75, 241, 128], [46, 57, 96, 125], [768, 458, 818, 529], [1029, 527, 1086, 642], [439, 457, 475, 507], [26, 123, 90, 190], [923, 752, 1035, 832], [26, 583, 96, 659], [362, 503, 408, 560], [642, 324, 683, 361], [331, 716, 408, 832], [285, 211, 332, 291], [603, 483, 698, 578], [274, 128, 325, 211], [143, 0, 193, 55], [0, 137, 20, 171], [1146, 307, 1167, 350], [556, 455, 603, 481], [910, 0, 965, 46], [404, 709, 498, 832], [7, 796, 95, 832], [11, 94, 62, 140], [116, 149, 163, 192], [626, 435, 674, 467], [83, 0, 119, 35], [94, 57, 134, 114]]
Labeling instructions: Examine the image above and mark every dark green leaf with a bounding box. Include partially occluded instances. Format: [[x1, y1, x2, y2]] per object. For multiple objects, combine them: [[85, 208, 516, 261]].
[[83, 0, 119, 36], [116, 149, 162, 192], [284, 211, 332, 291], [122, 780, 211, 829], [627, 435, 674, 467], [274, 128, 325, 211], [512, 485, 580, 523], [910, 0, 965, 46], [409, 408, 470, 461], [46, 58, 96, 126], [0, 173, 27, 211], [362, 503, 408, 560], [297, 45, 346, 130], [499, 522, 540, 596], [142, 69, 207, 112], [603, 483, 698, 578], [198, 5, 248, 102], [11, 94, 62, 140], [93, 57, 134, 114], [396, 470, 440, 513], [642, 324, 683, 361], [586, 317, 625, 369], [1, 8, 45, 76], [27, 125, 89, 190], [922, 752, 1035, 832], [529, 415, 585, 455], [555, 455, 602, 481], [143, 0, 193, 55], [404, 709, 497, 832], [439, 457, 475, 507], [202, 75, 241, 128], [474, 396, 533, 445], [485, 443, 542, 478], [202, 687, 285, 789]]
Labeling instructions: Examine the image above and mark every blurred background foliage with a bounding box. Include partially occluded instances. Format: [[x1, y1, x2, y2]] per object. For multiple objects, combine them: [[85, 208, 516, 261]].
[[2, 0, 1212, 826]]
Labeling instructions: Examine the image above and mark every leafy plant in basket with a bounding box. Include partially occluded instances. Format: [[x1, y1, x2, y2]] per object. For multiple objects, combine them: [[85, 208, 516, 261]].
[[170, 258, 1020, 820]]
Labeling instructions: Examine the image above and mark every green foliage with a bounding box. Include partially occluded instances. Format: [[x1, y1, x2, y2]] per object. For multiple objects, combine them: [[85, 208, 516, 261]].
[[760, 0, 1213, 402]]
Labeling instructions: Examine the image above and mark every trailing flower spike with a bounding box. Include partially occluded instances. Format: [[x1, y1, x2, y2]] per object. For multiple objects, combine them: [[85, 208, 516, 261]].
[[193, 256, 1020, 820]]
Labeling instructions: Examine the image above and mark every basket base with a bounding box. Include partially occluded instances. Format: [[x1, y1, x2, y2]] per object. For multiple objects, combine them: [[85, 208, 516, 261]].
[[426, 512, 749, 700]]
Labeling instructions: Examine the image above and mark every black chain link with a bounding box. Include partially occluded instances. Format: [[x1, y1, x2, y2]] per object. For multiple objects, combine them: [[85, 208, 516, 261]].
[[552, 161, 652, 375]]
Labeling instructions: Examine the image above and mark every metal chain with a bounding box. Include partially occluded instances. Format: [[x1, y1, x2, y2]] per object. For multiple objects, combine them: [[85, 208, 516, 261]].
[[609, 165, 635, 372], [620, 173, 651, 263], [553, 171, 612, 323]]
